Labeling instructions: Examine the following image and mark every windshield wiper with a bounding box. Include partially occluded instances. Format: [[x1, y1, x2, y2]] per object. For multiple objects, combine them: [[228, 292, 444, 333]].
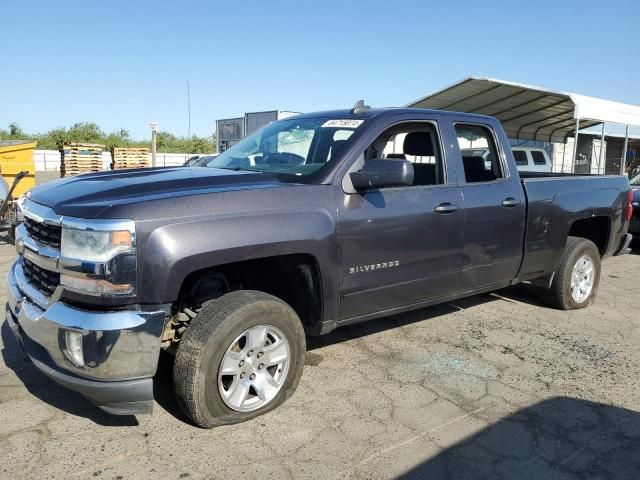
[[214, 166, 255, 172]]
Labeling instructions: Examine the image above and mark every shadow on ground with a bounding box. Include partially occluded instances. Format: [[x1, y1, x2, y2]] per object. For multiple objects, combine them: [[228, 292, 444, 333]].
[[308, 283, 547, 351], [152, 350, 193, 424], [0, 321, 138, 426], [398, 396, 640, 480]]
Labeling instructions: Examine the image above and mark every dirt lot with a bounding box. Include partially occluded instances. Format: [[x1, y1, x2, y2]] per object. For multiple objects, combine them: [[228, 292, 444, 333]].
[[1, 238, 639, 480]]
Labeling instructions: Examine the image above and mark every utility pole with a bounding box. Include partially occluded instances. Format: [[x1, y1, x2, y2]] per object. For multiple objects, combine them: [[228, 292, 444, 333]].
[[187, 81, 191, 140], [149, 122, 158, 167]]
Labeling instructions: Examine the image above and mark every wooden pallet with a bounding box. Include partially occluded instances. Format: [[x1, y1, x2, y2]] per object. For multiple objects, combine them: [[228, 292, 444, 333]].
[[61, 162, 102, 168], [112, 160, 148, 166], [111, 147, 149, 170], [62, 167, 102, 173], [61, 158, 103, 164], [113, 147, 148, 153], [60, 142, 105, 177], [63, 142, 105, 148]]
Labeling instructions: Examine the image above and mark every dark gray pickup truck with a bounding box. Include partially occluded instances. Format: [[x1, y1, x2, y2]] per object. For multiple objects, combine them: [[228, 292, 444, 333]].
[[7, 106, 633, 427]]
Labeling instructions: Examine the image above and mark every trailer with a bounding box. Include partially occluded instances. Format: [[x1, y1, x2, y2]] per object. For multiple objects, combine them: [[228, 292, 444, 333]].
[[216, 110, 301, 152], [244, 110, 300, 136], [216, 117, 245, 153]]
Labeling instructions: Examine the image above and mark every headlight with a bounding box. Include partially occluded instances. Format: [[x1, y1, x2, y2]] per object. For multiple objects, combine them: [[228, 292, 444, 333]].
[[61, 227, 133, 262], [59, 220, 136, 296]]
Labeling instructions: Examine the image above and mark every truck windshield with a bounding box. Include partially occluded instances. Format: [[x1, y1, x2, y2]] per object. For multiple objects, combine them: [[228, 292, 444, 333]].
[[205, 117, 362, 181]]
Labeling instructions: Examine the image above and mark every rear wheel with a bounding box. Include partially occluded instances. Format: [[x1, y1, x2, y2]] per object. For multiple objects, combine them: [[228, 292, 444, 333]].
[[173, 290, 306, 428], [544, 236, 601, 310]]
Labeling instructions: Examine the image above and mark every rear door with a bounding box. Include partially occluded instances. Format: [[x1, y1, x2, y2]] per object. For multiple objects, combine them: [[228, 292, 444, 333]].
[[446, 117, 526, 290], [337, 115, 466, 319]]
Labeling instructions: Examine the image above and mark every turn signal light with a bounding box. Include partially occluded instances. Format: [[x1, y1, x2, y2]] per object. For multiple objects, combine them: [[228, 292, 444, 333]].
[[628, 190, 634, 221]]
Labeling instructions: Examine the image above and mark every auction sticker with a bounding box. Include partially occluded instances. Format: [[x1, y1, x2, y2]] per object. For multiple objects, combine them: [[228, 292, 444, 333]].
[[321, 119, 365, 128]]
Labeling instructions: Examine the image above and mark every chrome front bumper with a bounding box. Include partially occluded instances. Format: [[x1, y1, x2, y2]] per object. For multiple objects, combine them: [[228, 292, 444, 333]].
[[6, 259, 168, 414]]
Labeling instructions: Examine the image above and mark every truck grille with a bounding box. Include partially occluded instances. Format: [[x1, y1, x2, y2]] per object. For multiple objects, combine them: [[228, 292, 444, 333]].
[[22, 258, 60, 297], [24, 217, 62, 248]]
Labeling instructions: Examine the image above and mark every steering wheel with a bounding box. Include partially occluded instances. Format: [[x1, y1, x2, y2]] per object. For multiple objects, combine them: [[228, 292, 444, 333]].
[[256, 152, 306, 166]]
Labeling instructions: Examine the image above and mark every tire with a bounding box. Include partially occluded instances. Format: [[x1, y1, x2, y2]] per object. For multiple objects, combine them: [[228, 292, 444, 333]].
[[7, 225, 15, 245], [173, 290, 306, 428], [544, 236, 601, 310]]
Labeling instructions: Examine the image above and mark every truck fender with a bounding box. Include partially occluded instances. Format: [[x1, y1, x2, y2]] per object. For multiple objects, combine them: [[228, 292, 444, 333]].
[[139, 210, 340, 312]]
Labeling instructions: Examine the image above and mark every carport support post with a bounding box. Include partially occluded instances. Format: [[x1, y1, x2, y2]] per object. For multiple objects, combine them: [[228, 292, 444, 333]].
[[571, 118, 580, 173], [621, 125, 630, 175], [598, 122, 605, 174]]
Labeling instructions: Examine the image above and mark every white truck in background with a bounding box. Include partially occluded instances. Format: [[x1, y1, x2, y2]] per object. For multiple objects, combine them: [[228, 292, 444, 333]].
[[512, 147, 552, 172]]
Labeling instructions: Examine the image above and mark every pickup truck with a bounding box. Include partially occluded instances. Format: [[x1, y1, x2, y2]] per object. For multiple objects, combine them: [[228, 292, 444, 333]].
[[7, 105, 633, 428]]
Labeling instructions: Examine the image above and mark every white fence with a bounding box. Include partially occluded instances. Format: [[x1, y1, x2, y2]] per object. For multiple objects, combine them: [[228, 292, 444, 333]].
[[33, 150, 192, 171]]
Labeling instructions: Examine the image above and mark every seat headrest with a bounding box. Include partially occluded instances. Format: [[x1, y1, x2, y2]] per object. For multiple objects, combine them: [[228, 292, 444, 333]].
[[462, 156, 486, 172], [403, 132, 435, 157]]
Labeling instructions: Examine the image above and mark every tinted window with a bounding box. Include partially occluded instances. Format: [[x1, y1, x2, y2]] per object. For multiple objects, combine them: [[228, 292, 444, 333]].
[[365, 122, 444, 186], [455, 124, 503, 183], [513, 150, 528, 166], [531, 151, 547, 165]]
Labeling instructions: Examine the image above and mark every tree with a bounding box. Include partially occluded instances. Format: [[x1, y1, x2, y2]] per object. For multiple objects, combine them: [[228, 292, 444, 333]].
[[8, 122, 23, 137], [66, 122, 104, 144], [1, 122, 215, 153]]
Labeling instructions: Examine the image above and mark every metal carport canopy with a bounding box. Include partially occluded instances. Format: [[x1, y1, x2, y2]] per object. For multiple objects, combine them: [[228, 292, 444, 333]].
[[405, 76, 640, 143]]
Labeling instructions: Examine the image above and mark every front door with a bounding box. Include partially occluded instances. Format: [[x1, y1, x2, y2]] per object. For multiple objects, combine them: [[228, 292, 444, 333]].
[[338, 120, 465, 320]]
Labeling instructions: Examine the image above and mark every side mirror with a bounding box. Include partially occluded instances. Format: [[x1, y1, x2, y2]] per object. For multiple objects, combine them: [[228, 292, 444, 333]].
[[349, 159, 414, 191]]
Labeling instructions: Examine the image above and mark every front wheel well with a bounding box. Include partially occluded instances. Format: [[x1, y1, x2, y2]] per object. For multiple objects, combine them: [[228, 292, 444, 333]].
[[171, 254, 323, 338], [568, 216, 610, 256]]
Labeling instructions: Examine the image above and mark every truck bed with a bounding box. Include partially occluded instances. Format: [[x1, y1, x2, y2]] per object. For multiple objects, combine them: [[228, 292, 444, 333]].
[[517, 173, 630, 281]]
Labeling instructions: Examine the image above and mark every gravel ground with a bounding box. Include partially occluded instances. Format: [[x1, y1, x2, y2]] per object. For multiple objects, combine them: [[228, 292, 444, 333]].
[[1, 238, 639, 480]]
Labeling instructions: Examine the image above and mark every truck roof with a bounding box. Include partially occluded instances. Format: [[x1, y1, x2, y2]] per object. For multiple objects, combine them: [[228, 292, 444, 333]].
[[291, 107, 496, 123]]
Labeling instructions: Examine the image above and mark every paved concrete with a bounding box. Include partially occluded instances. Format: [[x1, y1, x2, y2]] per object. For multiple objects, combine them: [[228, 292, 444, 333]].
[[1, 237, 639, 480]]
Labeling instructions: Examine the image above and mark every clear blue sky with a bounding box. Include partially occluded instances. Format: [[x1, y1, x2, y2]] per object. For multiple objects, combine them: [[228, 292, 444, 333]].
[[1, 0, 638, 139]]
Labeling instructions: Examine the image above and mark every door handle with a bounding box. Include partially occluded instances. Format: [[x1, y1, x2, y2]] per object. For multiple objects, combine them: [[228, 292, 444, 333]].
[[435, 202, 459, 214], [502, 197, 521, 208]]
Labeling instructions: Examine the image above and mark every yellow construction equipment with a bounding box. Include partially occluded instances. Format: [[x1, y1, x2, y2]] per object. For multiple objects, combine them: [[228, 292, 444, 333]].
[[0, 141, 36, 243], [0, 140, 36, 197]]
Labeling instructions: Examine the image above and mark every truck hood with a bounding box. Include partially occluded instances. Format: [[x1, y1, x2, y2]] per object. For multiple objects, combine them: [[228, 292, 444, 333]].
[[28, 167, 283, 218]]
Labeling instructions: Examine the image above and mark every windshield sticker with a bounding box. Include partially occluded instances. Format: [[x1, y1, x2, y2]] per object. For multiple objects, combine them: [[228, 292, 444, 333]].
[[321, 119, 365, 129]]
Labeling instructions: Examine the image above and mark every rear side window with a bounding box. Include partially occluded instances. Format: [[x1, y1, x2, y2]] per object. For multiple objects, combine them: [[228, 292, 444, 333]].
[[531, 151, 547, 165], [455, 124, 503, 183], [513, 150, 528, 166]]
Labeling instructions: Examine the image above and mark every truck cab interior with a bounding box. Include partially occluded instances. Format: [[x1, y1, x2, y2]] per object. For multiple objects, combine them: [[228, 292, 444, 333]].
[[365, 123, 444, 186]]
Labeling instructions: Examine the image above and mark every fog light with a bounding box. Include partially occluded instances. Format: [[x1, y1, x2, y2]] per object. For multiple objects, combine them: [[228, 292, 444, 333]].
[[64, 330, 85, 367]]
